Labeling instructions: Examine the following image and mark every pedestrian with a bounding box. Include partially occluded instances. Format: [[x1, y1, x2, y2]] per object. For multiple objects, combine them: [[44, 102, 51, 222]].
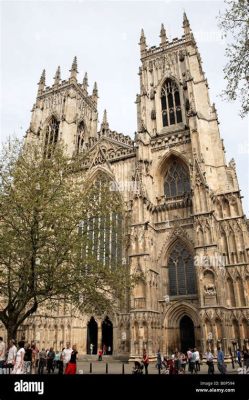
[[187, 348, 195, 374], [6, 339, 17, 374], [62, 342, 72, 373], [0, 337, 6, 375], [98, 348, 103, 361], [107, 345, 111, 355], [47, 347, 55, 374], [242, 347, 249, 369], [180, 352, 187, 373], [65, 345, 78, 374], [217, 347, 226, 374], [90, 343, 94, 355], [205, 350, 214, 374], [237, 348, 242, 368], [156, 349, 162, 371], [12, 340, 25, 375], [193, 347, 200, 372], [38, 348, 47, 374], [24, 343, 32, 374], [142, 349, 149, 374]]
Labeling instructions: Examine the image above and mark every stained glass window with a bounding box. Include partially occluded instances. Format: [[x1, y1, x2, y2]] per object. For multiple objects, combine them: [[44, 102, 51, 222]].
[[44, 116, 59, 158], [168, 242, 196, 296], [161, 79, 182, 127], [164, 158, 191, 197]]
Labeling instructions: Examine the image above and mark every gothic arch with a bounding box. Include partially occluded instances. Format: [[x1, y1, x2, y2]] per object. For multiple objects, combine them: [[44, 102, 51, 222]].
[[158, 149, 190, 177], [160, 77, 183, 127], [226, 277, 236, 307], [236, 276, 246, 307], [163, 301, 199, 328]]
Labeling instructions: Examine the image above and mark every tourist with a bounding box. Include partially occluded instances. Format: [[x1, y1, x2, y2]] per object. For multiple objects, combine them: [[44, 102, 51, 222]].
[[31, 343, 39, 371], [47, 347, 55, 374], [205, 349, 214, 374], [217, 347, 226, 374], [90, 343, 94, 355], [6, 339, 17, 373], [187, 348, 195, 374], [65, 344, 78, 374], [62, 342, 72, 372], [242, 347, 249, 369], [0, 337, 6, 375], [12, 340, 25, 374], [24, 343, 32, 374], [38, 348, 47, 374], [237, 348, 242, 368], [156, 349, 162, 371], [193, 347, 200, 372], [180, 352, 187, 373], [142, 349, 149, 374], [98, 348, 103, 361]]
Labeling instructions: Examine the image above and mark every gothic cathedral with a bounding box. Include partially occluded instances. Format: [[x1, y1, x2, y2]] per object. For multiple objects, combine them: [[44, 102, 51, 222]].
[[18, 14, 249, 358]]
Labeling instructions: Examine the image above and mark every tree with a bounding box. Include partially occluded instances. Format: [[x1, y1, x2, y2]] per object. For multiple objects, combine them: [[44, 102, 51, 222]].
[[0, 138, 132, 342], [218, 0, 249, 117]]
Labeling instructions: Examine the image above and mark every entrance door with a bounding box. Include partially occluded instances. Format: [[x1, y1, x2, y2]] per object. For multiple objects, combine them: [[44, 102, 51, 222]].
[[87, 317, 98, 354], [180, 315, 195, 353], [102, 316, 113, 355]]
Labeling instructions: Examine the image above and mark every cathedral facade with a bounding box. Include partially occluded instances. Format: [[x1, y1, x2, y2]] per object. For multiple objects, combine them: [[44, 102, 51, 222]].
[[4, 15, 249, 359]]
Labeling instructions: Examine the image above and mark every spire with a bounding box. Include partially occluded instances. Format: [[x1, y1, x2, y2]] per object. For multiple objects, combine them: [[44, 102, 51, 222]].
[[183, 12, 191, 36], [69, 56, 78, 82], [139, 28, 147, 54], [53, 66, 61, 86], [37, 69, 46, 95], [101, 109, 109, 132], [82, 72, 88, 91], [92, 81, 98, 103], [160, 23, 167, 45]]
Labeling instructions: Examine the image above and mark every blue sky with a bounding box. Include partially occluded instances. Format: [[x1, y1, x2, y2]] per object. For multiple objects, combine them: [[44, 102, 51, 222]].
[[0, 0, 248, 214]]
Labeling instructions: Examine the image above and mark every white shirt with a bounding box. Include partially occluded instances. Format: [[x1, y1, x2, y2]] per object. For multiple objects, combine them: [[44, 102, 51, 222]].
[[62, 348, 72, 364], [7, 345, 17, 364], [193, 350, 200, 361], [0, 341, 6, 362]]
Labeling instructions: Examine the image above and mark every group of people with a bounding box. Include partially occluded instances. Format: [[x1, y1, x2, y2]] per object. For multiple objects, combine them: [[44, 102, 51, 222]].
[[132, 346, 249, 375], [0, 337, 78, 375]]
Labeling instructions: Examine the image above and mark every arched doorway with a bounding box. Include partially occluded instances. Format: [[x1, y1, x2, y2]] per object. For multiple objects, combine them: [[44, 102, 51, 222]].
[[180, 315, 195, 353], [87, 317, 98, 355], [102, 316, 113, 355]]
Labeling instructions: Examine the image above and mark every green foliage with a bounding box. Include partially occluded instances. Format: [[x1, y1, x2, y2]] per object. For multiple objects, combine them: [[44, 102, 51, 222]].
[[218, 0, 249, 117], [0, 138, 133, 339]]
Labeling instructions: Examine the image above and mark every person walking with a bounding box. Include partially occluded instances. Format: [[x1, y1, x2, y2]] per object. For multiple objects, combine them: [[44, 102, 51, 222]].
[[156, 349, 162, 372], [205, 350, 215, 374], [217, 347, 226, 374], [142, 349, 149, 374], [47, 347, 55, 374], [65, 345, 78, 374], [62, 342, 72, 373], [12, 341, 25, 375], [24, 343, 32, 374], [6, 340, 17, 374], [237, 348, 242, 368], [38, 348, 47, 374], [193, 347, 200, 372], [242, 347, 249, 369]]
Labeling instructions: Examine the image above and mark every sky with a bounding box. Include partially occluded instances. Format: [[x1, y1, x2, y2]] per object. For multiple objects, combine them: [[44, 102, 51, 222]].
[[0, 0, 248, 214]]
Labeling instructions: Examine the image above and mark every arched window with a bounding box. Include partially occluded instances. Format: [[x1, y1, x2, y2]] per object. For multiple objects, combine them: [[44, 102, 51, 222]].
[[168, 241, 196, 296], [161, 78, 182, 127], [79, 172, 123, 270], [76, 121, 85, 154], [164, 157, 191, 197], [44, 116, 59, 158]]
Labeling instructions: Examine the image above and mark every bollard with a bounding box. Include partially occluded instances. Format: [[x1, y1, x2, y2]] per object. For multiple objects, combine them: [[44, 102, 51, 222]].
[[90, 362, 92, 373], [122, 363, 125, 375], [106, 363, 108, 374]]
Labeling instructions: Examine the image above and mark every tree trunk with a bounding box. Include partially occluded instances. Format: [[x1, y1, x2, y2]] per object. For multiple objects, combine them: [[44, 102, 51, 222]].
[[6, 322, 19, 344]]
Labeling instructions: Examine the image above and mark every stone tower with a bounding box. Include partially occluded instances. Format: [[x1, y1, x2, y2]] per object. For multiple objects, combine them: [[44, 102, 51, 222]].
[[27, 57, 98, 156], [129, 14, 249, 357], [3, 14, 248, 359]]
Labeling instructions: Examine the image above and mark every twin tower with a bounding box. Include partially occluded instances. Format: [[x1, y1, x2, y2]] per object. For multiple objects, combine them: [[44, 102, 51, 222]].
[[24, 14, 249, 358]]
